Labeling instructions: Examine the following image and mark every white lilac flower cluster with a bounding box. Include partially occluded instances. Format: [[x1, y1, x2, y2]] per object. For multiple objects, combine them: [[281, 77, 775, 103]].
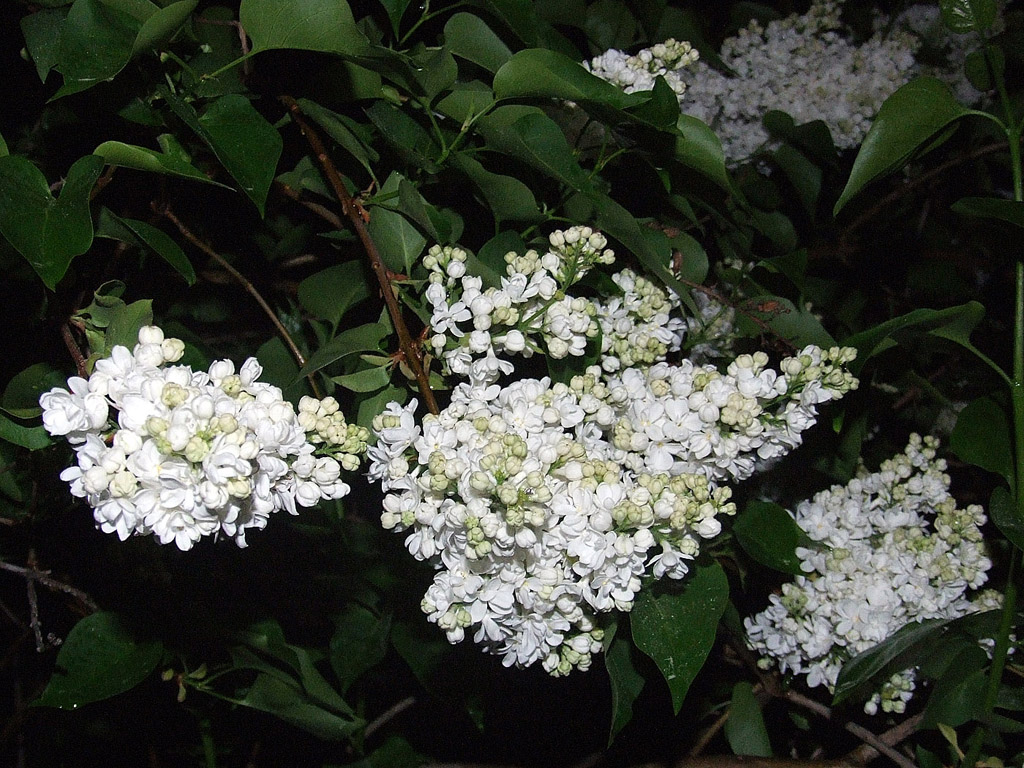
[[594, 268, 686, 373], [424, 227, 614, 380], [374, 246, 859, 674], [677, 0, 920, 162], [584, 38, 700, 100], [40, 327, 369, 551], [745, 434, 995, 714]]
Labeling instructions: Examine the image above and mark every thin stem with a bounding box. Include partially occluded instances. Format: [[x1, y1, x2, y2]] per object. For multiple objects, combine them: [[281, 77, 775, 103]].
[[364, 696, 416, 741], [281, 95, 439, 414], [0, 560, 99, 613], [274, 181, 345, 229], [61, 323, 89, 377], [157, 204, 323, 399]]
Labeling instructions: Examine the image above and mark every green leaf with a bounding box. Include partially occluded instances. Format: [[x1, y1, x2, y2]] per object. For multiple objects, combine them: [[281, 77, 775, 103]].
[[0, 412, 52, 451], [964, 44, 1005, 91], [296, 99, 379, 179], [132, 0, 197, 54], [367, 181, 428, 274], [478, 109, 591, 190], [0, 154, 104, 290], [951, 397, 1014, 489], [603, 623, 645, 742], [53, 0, 139, 97], [673, 114, 731, 192], [493, 48, 642, 108], [349, 735, 430, 768], [940, 0, 997, 33], [835, 78, 979, 215], [921, 646, 988, 728], [773, 144, 822, 218], [164, 92, 283, 214], [585, 0, 637, 51], [96, 208, 195, 284], [329, 606, 391, 694], [21, 9, 67, 82], [297, 323, 389, 378], [725, 681, 772, 757], [631, 561, 728, 713], [445, 13, 512, 73], [841, 302, 996, 378], [256, 336, 310, 402], [390, 618, 447, 689], [240, 0, 369, 56], [298, 262, 370, 328], [734, 501, 816, 576], [452, 155, 542, 224], [93, 136, 224, 185], [952, 197, 1024, 230], [365, 102, 439, 172], [435, 81, 496, 124], [106, 299, 154, 351], [333, 365, 392, 393], [376, 0, 413, 35], [589, 195, 692, 306], [34, 612, 162, 708], [989, 485, 1024, 552], [0, 133, 6, 157], [239, 673, 363, 740], [748, 295, 835, 348], [2, 363, 66, 419], [833, 611, 1001, 706]]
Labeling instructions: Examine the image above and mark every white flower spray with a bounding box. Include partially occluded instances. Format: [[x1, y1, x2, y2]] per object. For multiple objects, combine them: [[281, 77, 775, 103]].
[[41, 327, 369, 550], [373, 227, 859, 673], [745, 435, 996, 714]]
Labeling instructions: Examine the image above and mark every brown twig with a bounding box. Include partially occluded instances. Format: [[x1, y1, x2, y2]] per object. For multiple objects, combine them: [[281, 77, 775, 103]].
[[723, 635, 918, 768], [846, 714, 923, 766], [281, 95, 440, 415], [0, 560, 99, 614], [364, 695, 416, 741], [26, 556, 43, 652], [89, 165, 117, 202], [780, 691, 917, 768], [60, 322, 89, 378], [156, 203, 324, 399], [274, 181, 345, 229]]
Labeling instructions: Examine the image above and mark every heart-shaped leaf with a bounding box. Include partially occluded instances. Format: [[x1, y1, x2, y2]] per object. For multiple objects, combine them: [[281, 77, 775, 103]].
[[0, 154, 104, 289]]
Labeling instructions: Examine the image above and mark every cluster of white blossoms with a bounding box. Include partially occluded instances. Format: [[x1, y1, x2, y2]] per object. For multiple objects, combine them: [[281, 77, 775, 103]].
[[584, 38, 700, 99], [424, 227, 614, 381], [40, 327, 369, 550], [376, 238, 859, 672], [678, 0, 920, 162], [745, 435, 995, 714], [593, 268, 687, 373]]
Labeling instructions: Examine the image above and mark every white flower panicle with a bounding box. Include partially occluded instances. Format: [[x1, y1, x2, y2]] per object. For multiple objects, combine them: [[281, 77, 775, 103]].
[[679, 0, 920, 162], [745, 435, 994, 714], [370, 376, 737, 676], [372, 320, 857, 672], [593, 268, 687, 373], [584, 39, 699, 99], [425, 227, 614, 381], [40, 326, 368, 551], [604, 346, 859, 482]]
